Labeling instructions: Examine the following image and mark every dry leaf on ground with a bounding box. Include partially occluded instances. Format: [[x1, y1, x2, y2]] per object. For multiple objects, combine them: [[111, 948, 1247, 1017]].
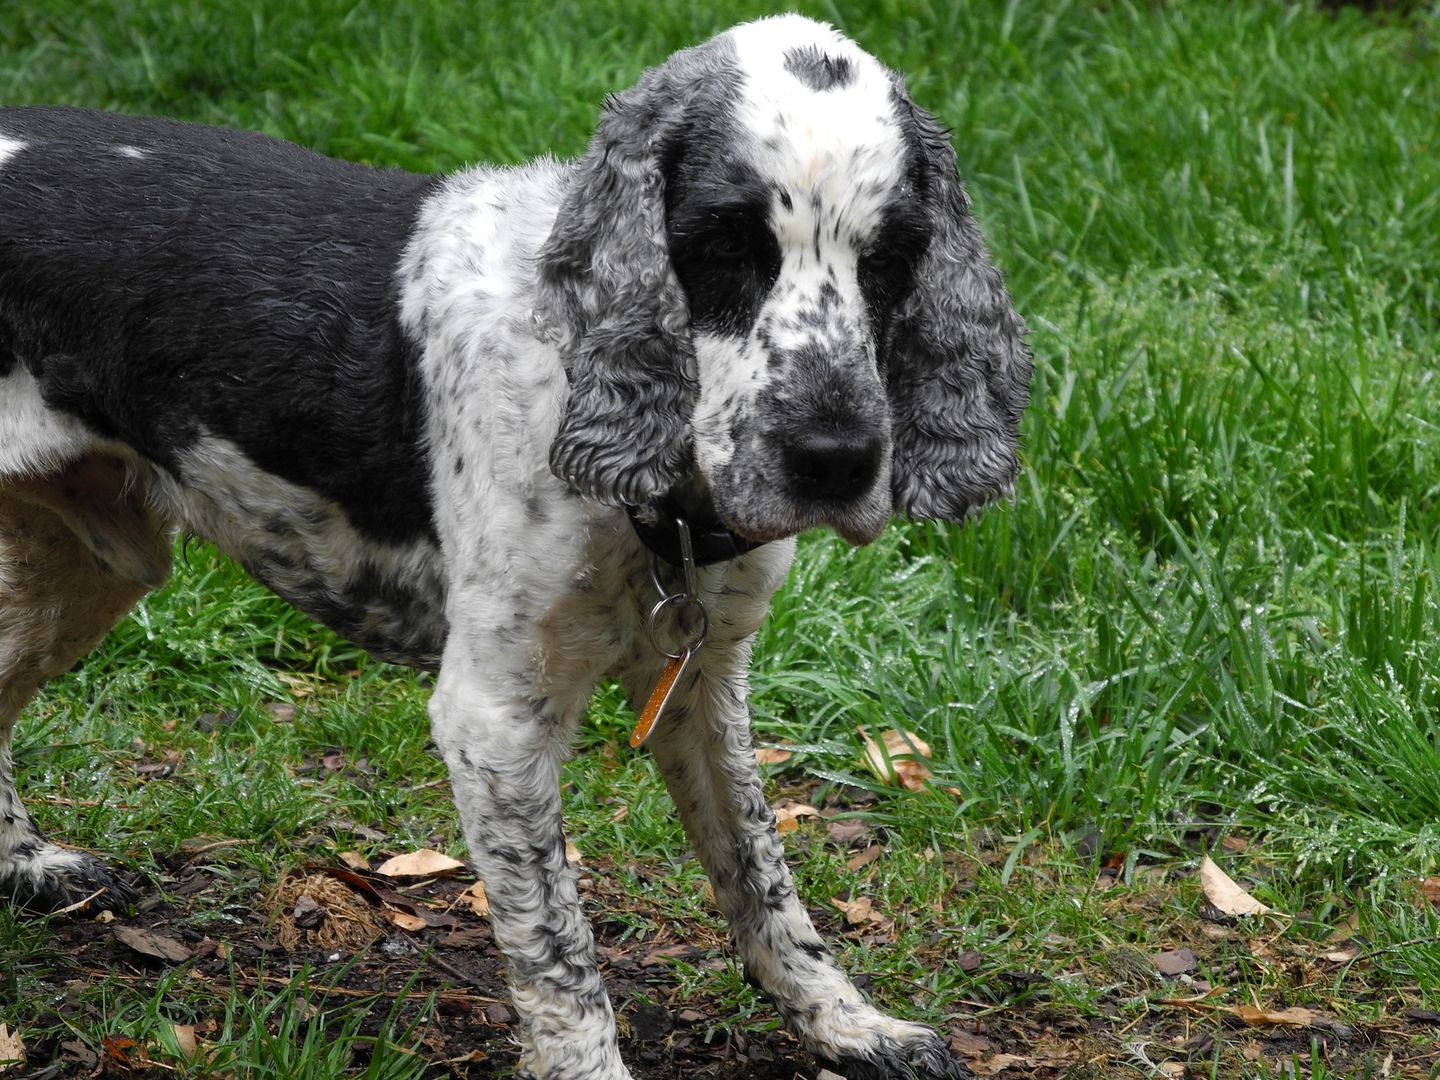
[[755, 744, 794, 765], [386, 910, 429, 932], [374, 848, 466, 878], [101, 1036, 149, 1070], [1417, 877, 1440, 907], [0, 1025, 25, 1073], [1199, 855, 1277, 917], [1322, 941, 1361, 963], [773, 800, 820, 834], [1229, 1005, 1354, 1039], [1160, 998, 1355, 1040], [857, 727, 933, 791], [1153, 947, 1199, 976], [113, 925, 193, 964], [948, 1029, 994, 1057], [168, 1023, 201, 1062], [832, 895, 876, 925], [969, 1053, 1073, 1075], [828, 894, 896, 941], [846, 844, 883, 872], [460, 879, 490, 917], [826, 818, 872, 847]]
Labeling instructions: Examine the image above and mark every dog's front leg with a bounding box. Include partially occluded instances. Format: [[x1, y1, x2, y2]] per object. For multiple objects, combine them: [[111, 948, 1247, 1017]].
[[428, 661, 629, 1080], [638, 642, 963, 1080]]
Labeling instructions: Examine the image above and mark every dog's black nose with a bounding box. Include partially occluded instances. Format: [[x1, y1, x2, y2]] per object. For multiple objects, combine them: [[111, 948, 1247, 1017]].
[[782, 431, 882, 501]]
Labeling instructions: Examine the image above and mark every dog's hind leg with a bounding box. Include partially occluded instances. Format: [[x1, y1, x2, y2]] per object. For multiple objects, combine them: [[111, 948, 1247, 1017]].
[[0, 456, 171, 912]]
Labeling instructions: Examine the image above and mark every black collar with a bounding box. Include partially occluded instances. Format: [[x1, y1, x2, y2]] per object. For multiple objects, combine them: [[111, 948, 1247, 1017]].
[[626, 496, 766, 568]]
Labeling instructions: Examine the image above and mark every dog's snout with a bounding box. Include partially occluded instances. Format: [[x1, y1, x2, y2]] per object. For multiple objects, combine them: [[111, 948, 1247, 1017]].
[[782, 430, 883, 502]]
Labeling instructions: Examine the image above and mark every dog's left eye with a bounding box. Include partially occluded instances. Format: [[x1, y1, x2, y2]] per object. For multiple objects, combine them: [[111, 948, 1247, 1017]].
[[864, 252, 904, 276], [859, 246, 917, 304], [706, 234, 750, 261], [861, 244, 911, 274]]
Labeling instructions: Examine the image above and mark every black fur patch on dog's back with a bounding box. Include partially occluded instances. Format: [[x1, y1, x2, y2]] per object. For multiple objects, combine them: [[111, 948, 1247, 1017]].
[[0, 106, 440, 545]]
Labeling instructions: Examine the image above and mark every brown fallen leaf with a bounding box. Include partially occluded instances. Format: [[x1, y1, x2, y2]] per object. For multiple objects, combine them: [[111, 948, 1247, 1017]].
[[374, 848, 466, 878], [113, 925, 193, 964], [319, 866, 458, 930], [102, 1035, 149, 1069], [947, 1027, 994, 1057], [1161, 997, 1354, 1039], [1418, 877, 1440, 907], [460, 879, 490, 917], [956, 949, 984, 972], [857, 726, 933, 791], [826, 818, 872, 847], [168, 1023, 200, 1062], [1199, 855, 1277, 917], [133, 747, 184, 779], [337, 850, 371, 870], [0, 1025, 24, 1073], [773, 800, 820, 834], [565, 840, 582, 865], [387, 910, 429, 932], [1322, 941, 1361, 964], [846, 844, 883, 872], [1153, 947, 1199, 977], [1229, 1004, 1353, 1039], [832, 894, 875, 925], [969, 1053, 1072, 1075], [755, 744, 794, 765], [828, 894, 895, 941]]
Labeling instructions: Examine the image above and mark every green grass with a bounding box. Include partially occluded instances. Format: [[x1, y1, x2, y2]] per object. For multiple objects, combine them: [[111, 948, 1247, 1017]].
[[5, 0, 1440, 1076]]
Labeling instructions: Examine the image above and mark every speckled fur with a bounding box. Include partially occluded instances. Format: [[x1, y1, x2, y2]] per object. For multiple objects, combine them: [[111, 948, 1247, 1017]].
[[0, 15, 1027, 1079]]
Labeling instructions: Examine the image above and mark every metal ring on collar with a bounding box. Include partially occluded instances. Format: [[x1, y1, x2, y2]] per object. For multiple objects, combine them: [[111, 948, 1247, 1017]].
[[644, 592, 709, 660]]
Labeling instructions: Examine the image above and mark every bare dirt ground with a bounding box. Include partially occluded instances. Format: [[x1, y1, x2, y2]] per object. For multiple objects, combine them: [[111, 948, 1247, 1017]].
[[17, 850, 1440, 1079]]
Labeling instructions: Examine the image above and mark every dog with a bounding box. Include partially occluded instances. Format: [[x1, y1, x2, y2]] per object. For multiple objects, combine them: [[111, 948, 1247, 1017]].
[[0, 15, 1029, 1079]]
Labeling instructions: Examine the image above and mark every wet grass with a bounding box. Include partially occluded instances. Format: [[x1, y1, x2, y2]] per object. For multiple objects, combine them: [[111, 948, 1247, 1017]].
[[3, 0, 1440, 1076]]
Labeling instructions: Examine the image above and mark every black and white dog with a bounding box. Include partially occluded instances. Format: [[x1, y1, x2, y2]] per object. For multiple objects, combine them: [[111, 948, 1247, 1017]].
[[0, 15, 1029, 1079]]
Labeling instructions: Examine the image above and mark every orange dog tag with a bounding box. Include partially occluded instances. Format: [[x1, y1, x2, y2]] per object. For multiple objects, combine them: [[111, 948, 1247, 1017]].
[[631, 650, 690, 747]]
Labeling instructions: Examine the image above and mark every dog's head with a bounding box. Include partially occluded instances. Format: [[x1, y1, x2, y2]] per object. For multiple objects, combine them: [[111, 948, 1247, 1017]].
[[539, 15, 1031, 544]]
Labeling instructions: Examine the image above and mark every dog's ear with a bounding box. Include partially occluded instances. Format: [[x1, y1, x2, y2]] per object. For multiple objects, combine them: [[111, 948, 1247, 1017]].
[[885, 94, 1033, 524], [538, 46, 726, 507]]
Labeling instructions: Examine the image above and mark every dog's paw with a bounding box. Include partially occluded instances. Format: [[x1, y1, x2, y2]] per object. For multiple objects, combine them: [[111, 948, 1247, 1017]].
[[824, 1030, 971, 1079], [0, 844, 138, 914]]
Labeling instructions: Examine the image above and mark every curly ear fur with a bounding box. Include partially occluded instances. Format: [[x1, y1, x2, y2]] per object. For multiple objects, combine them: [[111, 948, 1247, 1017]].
[[886, 96, 1032, 523], [539, 43, 735, 507]]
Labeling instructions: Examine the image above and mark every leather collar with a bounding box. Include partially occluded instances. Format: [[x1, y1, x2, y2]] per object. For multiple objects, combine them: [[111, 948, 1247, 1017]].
[[626, 495, 766, 568]]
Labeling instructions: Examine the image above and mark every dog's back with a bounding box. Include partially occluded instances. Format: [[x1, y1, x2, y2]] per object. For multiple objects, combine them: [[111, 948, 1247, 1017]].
[[0, 106, 440, 546]]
